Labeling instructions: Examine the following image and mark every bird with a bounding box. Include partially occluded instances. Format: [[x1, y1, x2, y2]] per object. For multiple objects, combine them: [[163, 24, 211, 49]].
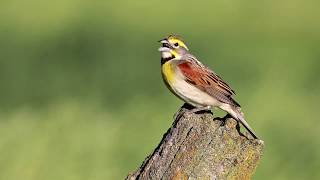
[[158, 34, 258, 139]]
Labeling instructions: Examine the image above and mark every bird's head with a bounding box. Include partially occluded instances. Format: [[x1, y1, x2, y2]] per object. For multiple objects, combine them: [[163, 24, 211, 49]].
[[158, 35, 189, 62]]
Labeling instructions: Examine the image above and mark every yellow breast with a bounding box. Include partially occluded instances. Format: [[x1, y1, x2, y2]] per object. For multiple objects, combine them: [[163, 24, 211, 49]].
[[161, 61, 175, 85]]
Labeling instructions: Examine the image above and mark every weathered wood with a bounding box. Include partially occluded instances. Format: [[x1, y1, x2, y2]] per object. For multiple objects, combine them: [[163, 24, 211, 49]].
[[127, 103, 264, 180]]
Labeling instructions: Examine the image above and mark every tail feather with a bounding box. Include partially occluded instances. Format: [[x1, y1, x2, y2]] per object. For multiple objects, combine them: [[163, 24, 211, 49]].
[[220, 104, 259, 139], [235, 112, 258, 139]]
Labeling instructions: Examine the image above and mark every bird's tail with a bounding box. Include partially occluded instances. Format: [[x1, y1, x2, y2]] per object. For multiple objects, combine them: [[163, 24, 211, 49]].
[[221, 104, 259, 139], [235, 110, 258, 139]]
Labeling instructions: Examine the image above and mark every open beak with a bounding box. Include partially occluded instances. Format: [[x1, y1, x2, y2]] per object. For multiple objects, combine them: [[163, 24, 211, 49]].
[[158, 38, 171, 52]]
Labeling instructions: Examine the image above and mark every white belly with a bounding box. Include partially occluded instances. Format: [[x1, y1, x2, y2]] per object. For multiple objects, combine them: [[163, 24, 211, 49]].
[[171, 76, 221, 107]]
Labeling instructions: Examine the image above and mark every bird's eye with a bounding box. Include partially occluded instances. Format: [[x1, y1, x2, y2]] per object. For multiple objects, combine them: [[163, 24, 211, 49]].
[[174, 43, 179, 47]]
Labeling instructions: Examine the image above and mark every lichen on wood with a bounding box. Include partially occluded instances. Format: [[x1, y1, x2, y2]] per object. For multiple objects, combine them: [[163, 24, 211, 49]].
[[126, 103, 264, 180]]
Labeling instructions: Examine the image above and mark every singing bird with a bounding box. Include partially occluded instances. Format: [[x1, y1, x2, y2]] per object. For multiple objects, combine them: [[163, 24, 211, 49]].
[[158, 35, 258, 139]]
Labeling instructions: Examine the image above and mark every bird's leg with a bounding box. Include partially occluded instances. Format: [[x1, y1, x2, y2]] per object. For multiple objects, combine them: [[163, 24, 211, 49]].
[[220, 113, 233, 126], [236, 120, 241, 132], [235, 120, 247, 139], [190, 106, 212, 114]]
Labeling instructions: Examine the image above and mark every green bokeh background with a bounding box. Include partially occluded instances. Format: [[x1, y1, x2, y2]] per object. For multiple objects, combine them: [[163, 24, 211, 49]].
[[1, 0, 320, 179]]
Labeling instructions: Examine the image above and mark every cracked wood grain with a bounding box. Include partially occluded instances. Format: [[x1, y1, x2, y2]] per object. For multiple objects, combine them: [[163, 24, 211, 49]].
[[126, 103, 264, 180]]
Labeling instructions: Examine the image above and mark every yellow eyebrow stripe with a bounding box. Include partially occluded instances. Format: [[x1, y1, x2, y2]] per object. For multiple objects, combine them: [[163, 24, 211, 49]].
[[168, 39, 189, 50], [176, 40, 188, 49]]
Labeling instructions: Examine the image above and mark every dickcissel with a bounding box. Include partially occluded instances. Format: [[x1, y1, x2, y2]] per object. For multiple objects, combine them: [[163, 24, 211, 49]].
[[158, 35, 258, 139]]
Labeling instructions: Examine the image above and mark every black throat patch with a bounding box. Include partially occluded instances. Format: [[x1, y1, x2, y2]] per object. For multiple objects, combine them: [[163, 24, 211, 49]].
[[161, 55, 175, 65]]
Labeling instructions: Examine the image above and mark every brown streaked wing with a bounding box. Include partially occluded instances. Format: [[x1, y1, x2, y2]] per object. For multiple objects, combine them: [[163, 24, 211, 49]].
[[177, 60, 239, 106]]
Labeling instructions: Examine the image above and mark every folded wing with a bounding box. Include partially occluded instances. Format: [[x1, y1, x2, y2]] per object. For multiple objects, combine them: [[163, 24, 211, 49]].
[[177, 58, 240, 107]]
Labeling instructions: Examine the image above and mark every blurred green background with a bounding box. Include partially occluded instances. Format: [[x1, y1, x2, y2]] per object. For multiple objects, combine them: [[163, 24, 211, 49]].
[[1, 0, 319, 179]]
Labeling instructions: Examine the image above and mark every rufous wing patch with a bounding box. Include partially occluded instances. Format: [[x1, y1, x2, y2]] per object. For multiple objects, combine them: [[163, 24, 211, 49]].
[[177, 60, 238, 106]]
